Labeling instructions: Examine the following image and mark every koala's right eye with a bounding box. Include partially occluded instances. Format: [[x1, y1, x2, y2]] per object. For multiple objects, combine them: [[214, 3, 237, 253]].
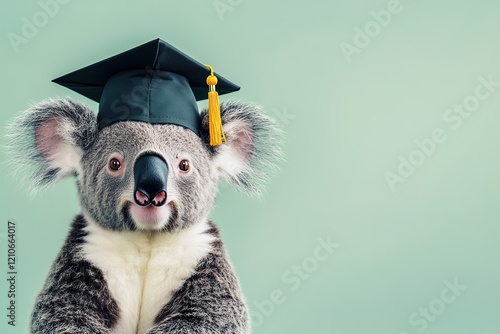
[[106, 155, 125, 175], [109, 158, 121, 171]]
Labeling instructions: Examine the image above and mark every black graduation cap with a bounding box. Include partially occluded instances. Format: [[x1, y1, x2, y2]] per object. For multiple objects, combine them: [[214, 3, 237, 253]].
[[52, 38, 240, 140]]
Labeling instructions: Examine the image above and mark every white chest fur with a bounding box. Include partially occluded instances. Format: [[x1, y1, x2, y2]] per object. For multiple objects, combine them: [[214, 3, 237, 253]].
[[81, 217, 215, 334]]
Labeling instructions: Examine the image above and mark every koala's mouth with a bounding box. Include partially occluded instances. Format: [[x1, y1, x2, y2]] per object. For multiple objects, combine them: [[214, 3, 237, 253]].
[[125, 199, 177, 230]]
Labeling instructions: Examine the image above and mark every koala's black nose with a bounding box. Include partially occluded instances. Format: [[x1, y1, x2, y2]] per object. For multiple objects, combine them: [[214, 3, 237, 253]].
[[133, 154, 168, 207]]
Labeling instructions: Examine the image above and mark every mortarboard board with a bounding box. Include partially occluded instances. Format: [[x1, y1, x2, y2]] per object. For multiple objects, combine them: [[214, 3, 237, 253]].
[[52, 38, 240, 145]]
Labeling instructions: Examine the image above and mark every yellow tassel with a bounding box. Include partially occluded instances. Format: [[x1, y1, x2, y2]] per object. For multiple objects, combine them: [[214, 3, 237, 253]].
[[205, 64, 226, 146]]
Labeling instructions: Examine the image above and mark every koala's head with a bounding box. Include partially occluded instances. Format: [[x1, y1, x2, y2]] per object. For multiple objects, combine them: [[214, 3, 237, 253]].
[[7, 99, 281, 232]]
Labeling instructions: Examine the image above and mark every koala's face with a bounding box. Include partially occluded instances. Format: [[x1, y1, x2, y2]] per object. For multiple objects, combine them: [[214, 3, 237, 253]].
[[79, 122, 218, 231], [8, 99, 281, 232]]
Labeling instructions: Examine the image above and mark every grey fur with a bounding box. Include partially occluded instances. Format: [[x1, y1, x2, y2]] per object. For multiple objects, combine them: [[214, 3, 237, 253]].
[[6, 98, 282, 333], [6, 98, 98, 191], [78, 120, 219, 232], [201, 101, 283, 196], [31, 216, 248, 334], [31, 216, 119, 334]]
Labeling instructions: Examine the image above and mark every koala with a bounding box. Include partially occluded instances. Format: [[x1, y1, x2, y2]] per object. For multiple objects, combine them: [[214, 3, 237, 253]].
[[7, 98, 281, 334]]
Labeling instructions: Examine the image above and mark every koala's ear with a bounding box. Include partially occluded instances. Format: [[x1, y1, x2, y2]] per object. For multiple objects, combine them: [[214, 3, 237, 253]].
[[6, 98, 98, 191], [200, 101, 283, 196]]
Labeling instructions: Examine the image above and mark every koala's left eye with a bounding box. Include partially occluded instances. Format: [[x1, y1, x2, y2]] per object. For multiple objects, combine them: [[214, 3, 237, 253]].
[[179, 159, 190, 172]]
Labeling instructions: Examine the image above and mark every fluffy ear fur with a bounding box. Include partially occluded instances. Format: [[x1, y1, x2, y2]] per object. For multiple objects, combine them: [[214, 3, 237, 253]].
[[200, 101, 283, 196], [6, 98, 98, 191]]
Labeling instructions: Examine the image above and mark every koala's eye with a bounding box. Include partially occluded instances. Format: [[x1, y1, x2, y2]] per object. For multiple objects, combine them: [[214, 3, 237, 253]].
[[109, 158, 121, 171], [179, 159, 190, 172]]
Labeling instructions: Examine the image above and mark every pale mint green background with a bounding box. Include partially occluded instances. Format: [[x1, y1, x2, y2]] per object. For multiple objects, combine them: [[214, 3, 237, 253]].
[[1, 0, 500, 333]]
